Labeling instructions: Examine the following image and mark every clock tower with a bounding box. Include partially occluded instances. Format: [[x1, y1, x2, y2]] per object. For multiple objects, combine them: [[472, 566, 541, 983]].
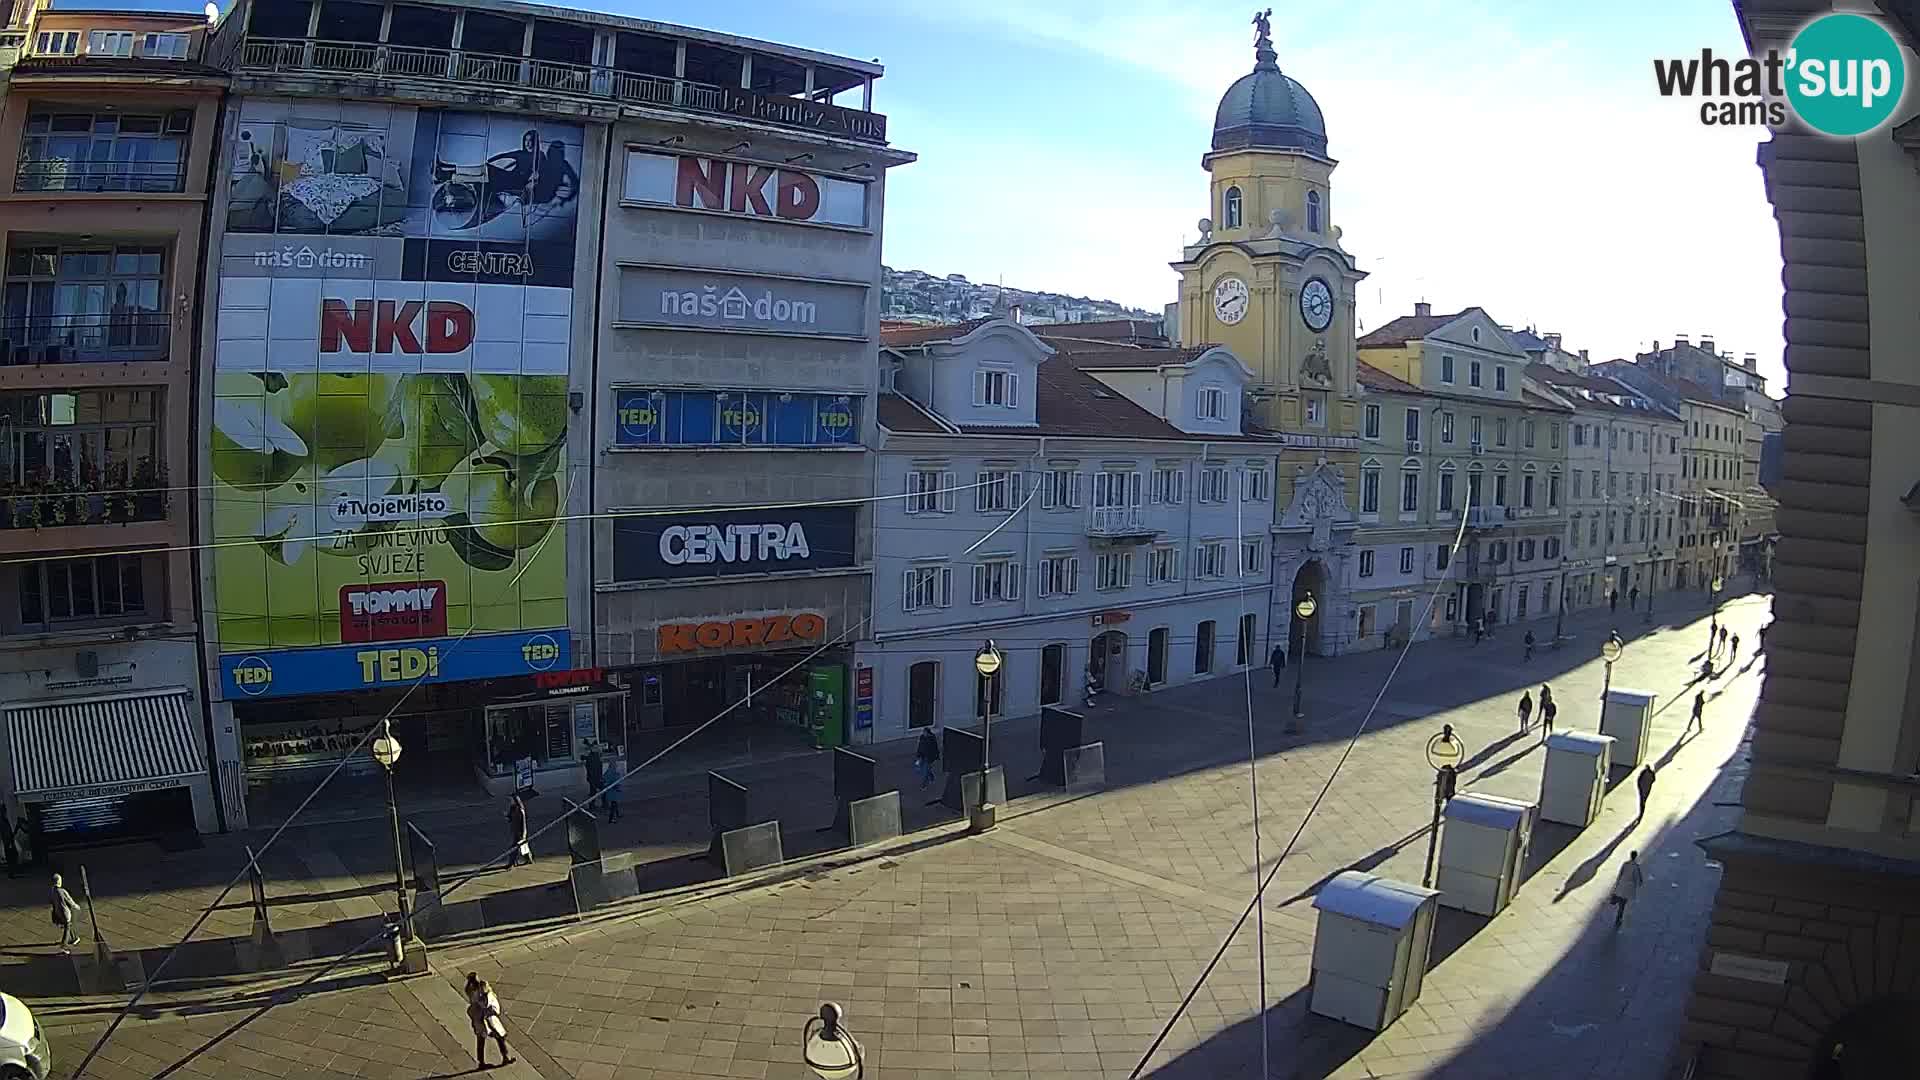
[[1171, 10, 1369, 657]]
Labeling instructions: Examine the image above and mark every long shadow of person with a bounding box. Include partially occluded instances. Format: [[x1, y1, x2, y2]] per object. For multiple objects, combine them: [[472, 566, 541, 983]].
[[1552, 815, 1639, 903]]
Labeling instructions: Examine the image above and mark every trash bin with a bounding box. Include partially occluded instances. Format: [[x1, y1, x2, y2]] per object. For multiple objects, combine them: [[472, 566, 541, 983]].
[[1540, 731, 1614, 827], [1600, 688, 1656, 768], [1437, 793, 1536, 917], [1309, 871, 1442, 1031]]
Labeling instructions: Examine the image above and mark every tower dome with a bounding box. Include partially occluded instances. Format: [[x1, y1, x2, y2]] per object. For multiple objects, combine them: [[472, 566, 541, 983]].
[[1212, 11, 1328, 156]]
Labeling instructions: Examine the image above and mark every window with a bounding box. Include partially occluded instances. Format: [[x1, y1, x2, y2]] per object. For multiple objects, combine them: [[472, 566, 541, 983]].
[[1038, 552, 1079, 598], [17, 553, 146, 629], [1526, 420, 1537, 449], [1607, 514, 1617, 544], [1590, 519, 1600, 546], [1039, 467, 1080, 510], [1150, 465, 1185, 505], [1441, 411, 1455, 443], [87, 29, 134, 55], [35, 30, 78, 54], [973, 368, 1018, 408], [1360, 467, 1380, 514], [1573, 424, 1585, 447], [1670, 435, 1679, 454], [1494, 472, 1508, 506], [1096, 550, 1133, 590], [1306, 190, 1322, 232], [1196, 620, 1216, 675], [0, 390, 164, 526], [1148, 545, 1180, 584], [1404, 408, 1421, 443], [1240, 466, 1271, 503], [1489, 540, 1508, 563], [1399, 546, 1415, 574], [1363, 403, 1381, 439], [975, 468, 1021, 512], [972, 557, 1021, 604], [1438, 470, 1456, 511], [1359, 549, 1376, 577], [1607, 472, 1618, 497], [1469, 415, 1482, 446], [1198, 465, 1229, 504], [976, 667, 1004, 721], [1469, 360, 1482, 387], [1092, 469, 1140, 510], [1468, 470, 1484, 508], [1240, 539, 1264, 576], [1522, 473, 1535, 508], [1236, 612, 1258, 666], [1545, 537, 1560, 559], [1472, 327, 1482, 343], [4, 244, 170, 361], [902, 564, 953, 612], [1496, 366, 1509, 391], [1496, 417, 1508, 446], [1223, 186, 1243, 229], [1517, 584, 1530, 612], [1610, 428, 1619, 449], [1591, 471, 1602, 497], [1196, 541, 1228, 579], [1400, 470, 1420, 513], [141, 32, 190, 59], [1549, 473, 1562, 508], [1572, 469, 1584, 499], [1198, 386, 1225, 421], [1435, 544, 1452, 571], [18, 110, 192, 193], [1441, 355, 1456, 383], [1304, 395, 1324, 425]]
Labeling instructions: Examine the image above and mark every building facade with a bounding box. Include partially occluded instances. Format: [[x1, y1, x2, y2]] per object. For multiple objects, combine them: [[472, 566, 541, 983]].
[[1348, 364, 1460, 648], [196, 0, 903, 827], [865, 319, 1279, 737], [1675, 5, 1920, 1078], [0, 3, 227, 848]]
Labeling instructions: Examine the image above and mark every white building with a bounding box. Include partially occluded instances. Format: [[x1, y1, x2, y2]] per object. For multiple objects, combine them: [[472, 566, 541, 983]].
[[861, 319, 1283, 739]]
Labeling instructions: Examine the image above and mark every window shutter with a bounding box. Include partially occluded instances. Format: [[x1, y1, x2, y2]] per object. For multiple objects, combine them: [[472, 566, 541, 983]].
[[1006, 372, 1020, 408], [902, 569, 919, 611], [1040, 473, 1057, 510], [975, 471, 991, 512], [936, 566, 952, 607], [939, 470, 955, 512], [970, 563, 987, 604], [1007, 562, 1021, 600], [904, 471, 923, 515], [1009, 471, 1023, 506], [1070, 472, 1082, 508], [1129, 471, 1143, 507], [1068, 557, 1080, 595], [972, 370, 987, 406]]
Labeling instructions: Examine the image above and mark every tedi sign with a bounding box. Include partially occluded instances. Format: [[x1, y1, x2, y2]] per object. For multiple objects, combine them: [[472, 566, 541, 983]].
[[623, 151, 868, 229]]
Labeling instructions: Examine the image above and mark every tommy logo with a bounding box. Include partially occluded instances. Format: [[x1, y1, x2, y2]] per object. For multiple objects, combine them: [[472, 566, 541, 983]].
[[339, 581, 448, 642]]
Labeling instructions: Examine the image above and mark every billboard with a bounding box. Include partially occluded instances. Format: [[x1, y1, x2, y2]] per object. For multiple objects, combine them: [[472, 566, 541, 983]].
[[612, 388, 859, 448], [611, 505, 858, 583], [616, 266, 868, 338], [621, 151, 868, 229], [212, 100, 582, 698]]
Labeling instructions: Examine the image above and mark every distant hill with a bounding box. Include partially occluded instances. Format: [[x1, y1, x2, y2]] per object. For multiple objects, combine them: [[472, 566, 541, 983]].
[[881, 266, 1155, 326]]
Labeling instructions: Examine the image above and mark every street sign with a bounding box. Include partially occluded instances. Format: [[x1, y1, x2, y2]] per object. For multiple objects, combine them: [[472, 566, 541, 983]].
[[1426, 732, 1464, 771]]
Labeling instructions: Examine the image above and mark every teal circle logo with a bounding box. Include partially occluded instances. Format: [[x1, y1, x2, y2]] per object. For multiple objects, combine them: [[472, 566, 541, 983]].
[[1786, 13, 1906, 136]]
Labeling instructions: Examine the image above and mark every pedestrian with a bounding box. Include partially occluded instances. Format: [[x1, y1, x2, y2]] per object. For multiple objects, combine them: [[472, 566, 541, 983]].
[[13, 815, 33, 869], [1609, 850, 1646, 930], [914, 728, 941, 789], [605, 760, 623, 824], [1, 807, 17, 880], [1630, 585, 1640, 610], [1541, 696, 1557, 739], [1269, 643, 1287, 687], [1730, 632, 1741, 667], [1688, 691, 1706, 737], [1637, 764, 1657, 818], [506, 793, 530, 868], [1523, 629, 1536, 662], [465, 973, 514, 1068], [1472, 617, 1484, 646], [1609, 590, 1618, 613], [1718, 625, 1729, 656], [1517, 690, 1534, 734], [50, 872, 81, 951], [584, 743, 604, 809], [1539, 684, 1553, 712]]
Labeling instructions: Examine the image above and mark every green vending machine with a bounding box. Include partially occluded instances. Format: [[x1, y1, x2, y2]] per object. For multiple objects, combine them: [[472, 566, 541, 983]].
[[807, 664, 846, 749]]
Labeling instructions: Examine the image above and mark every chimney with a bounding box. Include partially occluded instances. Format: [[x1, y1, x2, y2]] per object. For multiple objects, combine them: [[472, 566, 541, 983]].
[[1699, 336, 1715, 354], [1578, 348, 1589, 364], [1544, 332, 1562, 349], [1414, 301, 1432, 317], [1743, 351, 1757, 371], [1675, 334, 1689, 347], [1010, 303, 1023, 325]]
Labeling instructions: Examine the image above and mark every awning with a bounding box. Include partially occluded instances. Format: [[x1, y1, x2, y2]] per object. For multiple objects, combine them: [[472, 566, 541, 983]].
[[7, 688, 206, 800]]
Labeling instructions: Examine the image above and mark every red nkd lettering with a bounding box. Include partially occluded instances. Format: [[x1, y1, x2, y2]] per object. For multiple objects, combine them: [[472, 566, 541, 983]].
[[320, 300, 475, 354]]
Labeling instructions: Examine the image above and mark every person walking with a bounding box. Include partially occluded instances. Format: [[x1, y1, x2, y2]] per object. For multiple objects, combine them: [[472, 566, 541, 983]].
[[584, 743, 604, 809], [1523, 629, 1536, 662], [1687, 691, 1706, 738], [1636, 764, 1657, 819], [1, 807, 17, 879], [50, 872, 81, 951], [1630, 585, 1640, 611], [1540, 695, 1558, 740], [1729, 632, 1742, 667], [1471, 617, 1485, 646], [465, 973, 514, 1069], [1609, 851, 1646, 930], [13, 815, 33, 869], [506, 793, 530, 868], [914, 728, 941, 789], [1517, 690, 1534, 734], [1609, 589, 1619, 614], [604, 760, 623, 824], [1717, 625, 1729, 657], [1268, 643, 1287, 688]]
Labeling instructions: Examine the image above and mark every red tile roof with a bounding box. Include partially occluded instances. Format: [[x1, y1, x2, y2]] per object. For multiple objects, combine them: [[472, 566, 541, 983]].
[[1030, 319, 1168, 347], [876, 392, 951, 434], [1356, 311, 1462, 347], [954, 362, 1184, 439], [1048, 342, 1214, 370], [879, 318, 992, 347], [1356, 362, 1420, 394]]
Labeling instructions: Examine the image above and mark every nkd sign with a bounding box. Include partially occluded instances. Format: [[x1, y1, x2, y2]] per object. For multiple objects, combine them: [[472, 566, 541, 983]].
[[321, 299, 475, 354], [622, 151, 868, 229]]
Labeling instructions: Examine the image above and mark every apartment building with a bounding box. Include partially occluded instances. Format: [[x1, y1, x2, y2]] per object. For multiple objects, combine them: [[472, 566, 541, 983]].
[[1358, 305, 1571, 631], [0, 3, 226, 848], [865, 319, 1280, 737]]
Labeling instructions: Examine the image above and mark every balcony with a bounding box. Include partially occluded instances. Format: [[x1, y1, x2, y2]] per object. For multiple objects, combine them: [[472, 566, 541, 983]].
[[2, 479, 170, 531], [1086, 506, 1159, 543], [236, 37, 890, 145], [0, 314, 171, 366], [15, 157, 187, 194], [1465, 506, 1510, 529]]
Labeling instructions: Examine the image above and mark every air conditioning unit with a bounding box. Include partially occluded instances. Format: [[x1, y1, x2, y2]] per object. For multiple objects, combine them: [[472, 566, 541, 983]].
[[1470, 444, 1485, 456], [1406, 439, 1422, 453]]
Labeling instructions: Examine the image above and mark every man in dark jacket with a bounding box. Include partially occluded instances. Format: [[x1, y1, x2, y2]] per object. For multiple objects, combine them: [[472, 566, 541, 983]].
[[914, 729, 941, 788], [1268, 644, 1287, 687]]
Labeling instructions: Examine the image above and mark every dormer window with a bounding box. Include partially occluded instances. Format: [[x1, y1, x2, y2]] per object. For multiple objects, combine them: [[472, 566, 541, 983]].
[[1198, 385, 1225, 420], [1223, 186, 1243, 229], [1306, 191, 1322, 233], [974, 368, 1018, 409], [87, 30, 134, 56]]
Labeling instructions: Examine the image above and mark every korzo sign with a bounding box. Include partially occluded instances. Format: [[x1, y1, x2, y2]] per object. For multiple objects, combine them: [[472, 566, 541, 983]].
[[623, 151, 868, 228], [618, 266, 867, 339], [612, 504, 857, 582]]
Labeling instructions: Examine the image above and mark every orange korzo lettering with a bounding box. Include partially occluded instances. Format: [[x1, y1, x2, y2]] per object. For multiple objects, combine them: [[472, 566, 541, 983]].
[[657, 623, 696, 654], [731, 619, 766, 645], [765, 615, 793, 643]]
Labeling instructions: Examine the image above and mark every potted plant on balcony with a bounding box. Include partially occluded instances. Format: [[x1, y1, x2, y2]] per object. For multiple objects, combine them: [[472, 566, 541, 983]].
[[134, 459, 167, 521], [100, 461, 128, 524], [11, 472, 47, 529]]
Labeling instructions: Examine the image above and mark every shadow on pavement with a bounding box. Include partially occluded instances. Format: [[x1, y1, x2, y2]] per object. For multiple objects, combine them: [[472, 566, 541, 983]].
[[1278, 826, 1431, 909]]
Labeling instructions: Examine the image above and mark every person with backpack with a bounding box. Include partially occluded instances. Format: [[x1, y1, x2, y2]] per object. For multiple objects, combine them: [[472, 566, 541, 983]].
[[914, 728, 941, 789]]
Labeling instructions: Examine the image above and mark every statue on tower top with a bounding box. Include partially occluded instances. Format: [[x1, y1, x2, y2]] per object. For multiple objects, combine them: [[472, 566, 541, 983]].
[[1251, 8, 1277, 69]]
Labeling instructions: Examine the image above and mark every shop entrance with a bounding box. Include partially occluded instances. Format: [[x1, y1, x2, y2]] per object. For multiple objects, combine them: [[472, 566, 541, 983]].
[[1039, 644, 1065, 706], [240, 698, 486, 826], [1089, 630, 1128, 692], [623, 650, 847, 766]]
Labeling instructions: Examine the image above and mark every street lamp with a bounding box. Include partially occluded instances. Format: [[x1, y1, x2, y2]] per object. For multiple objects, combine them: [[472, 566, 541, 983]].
[[1600, 629, 1624, 722], [970, 640, 1002, 834], [1288, 592, 1316, 734], [1421, 724, 1463, 887], [1644, 546, 1661, 625], [1708, 573, 1726, 655], [802, 1002, 864, 1079], [369, 719, 424, 972]]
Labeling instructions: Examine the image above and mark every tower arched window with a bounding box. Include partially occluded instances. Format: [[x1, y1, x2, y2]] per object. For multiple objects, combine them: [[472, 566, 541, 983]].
[[1223, 186, 1243, 229], [1306, 191, 1322, 233]]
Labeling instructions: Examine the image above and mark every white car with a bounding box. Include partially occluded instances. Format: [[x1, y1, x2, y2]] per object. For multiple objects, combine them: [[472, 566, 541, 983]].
[[0, 992, 49, 1080]]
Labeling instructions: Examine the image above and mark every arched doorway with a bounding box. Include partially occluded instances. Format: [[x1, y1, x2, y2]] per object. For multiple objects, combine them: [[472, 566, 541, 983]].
[[1810, 996, 1920, 1079], [1089, 630, 1129, 693], [1291, 559, 1327, 657]]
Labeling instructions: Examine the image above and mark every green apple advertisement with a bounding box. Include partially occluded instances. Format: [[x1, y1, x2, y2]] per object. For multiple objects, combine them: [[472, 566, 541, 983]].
[[213, 101, 582, 699]]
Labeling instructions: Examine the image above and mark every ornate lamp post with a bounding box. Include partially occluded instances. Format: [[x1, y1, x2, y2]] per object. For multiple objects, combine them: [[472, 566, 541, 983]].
[[1601, 629, 1624, 720], [1288, 592, 1316, 734], [970, 640, 1002, 834], [1707, 573, 1726, 654], [369, 718, 425, 972], [1644, 545, 1661, 625]]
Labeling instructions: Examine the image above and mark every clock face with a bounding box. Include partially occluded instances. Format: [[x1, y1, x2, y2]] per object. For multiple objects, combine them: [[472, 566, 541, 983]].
[[1212, 276, 1250, 326], [1300, 278, 1334, 332]]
